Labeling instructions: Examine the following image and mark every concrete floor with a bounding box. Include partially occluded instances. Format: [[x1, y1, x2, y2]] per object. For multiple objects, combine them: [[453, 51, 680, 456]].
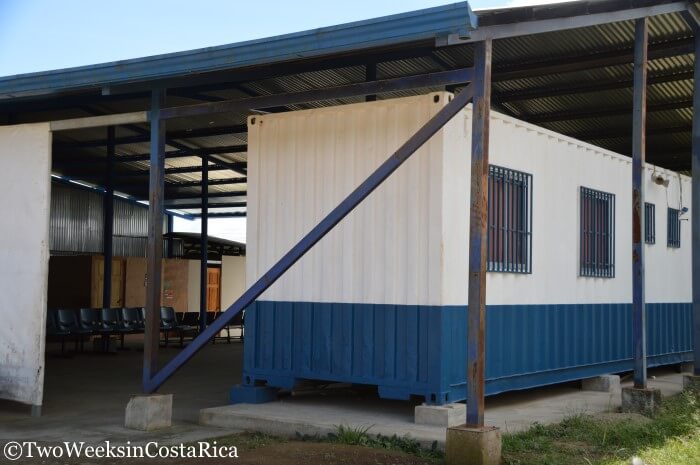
[[0, 336, 688, 448], [200, 369, 686, 449], [0, 337, 243, 444]]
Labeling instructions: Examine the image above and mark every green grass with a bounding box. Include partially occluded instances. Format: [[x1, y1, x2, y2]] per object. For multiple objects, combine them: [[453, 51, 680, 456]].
[[202, 391, 699, 464], [502, 391, 700, 465], [297, 424, 443, 460]]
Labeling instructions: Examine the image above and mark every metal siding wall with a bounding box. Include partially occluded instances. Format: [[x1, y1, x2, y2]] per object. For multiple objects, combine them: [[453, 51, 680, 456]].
[[49, 182, 160, 256], [246, 93, 453, 306], [241, 94, 693, 404], [242, 301, 692, 403]]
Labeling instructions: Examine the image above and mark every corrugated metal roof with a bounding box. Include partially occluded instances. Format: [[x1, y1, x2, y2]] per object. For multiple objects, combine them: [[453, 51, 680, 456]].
[[0, 2, 477, 100], [1, 0, 697, 215]]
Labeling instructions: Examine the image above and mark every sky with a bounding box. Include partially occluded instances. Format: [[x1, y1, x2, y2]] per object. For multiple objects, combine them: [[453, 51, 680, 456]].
[[0, 0, 565, 242]]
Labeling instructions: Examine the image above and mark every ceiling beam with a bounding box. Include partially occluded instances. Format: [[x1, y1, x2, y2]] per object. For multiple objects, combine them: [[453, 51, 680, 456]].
[[172, 201, 246, 209], [454, 1, 688, 43], [528, 99, 692, 124], [158, 68, 473, 120], [191, 212, 247, 218], [571, 124, 691, 141], [54, 124, 248, 149], [53, 144, 247, 164], [496, 68, 693, 103], [492, 37, 693, 83]]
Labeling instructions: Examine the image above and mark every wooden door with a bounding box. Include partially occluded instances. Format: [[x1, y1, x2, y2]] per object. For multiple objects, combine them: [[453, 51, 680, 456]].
[[91, 256, 125, 308], [207, 267, 221, 311]]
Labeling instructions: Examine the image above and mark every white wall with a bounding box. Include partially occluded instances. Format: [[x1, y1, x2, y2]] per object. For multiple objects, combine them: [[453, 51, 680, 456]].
[[247, 93, 691, 307], [481, 111, 691, 305], [221, 255, 246, 309], [247, 93, 453, 305], [187, 259, 200, 312], [0, 123, 52, 406]]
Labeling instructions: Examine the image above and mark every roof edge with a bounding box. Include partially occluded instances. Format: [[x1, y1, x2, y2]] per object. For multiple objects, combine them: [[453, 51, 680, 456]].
[[0, 2, 476, 101]]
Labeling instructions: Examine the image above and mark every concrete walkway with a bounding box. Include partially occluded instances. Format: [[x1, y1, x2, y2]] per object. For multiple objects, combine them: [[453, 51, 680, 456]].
[[200, 369, 686, 449]]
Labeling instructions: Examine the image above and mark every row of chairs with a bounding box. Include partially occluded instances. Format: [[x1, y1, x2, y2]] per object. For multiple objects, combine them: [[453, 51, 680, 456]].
[[46, 307, 243, 352]]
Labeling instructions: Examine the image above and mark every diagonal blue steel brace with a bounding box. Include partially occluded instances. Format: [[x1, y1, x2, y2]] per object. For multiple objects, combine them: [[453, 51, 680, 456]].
[[143, 83, 475, 393]]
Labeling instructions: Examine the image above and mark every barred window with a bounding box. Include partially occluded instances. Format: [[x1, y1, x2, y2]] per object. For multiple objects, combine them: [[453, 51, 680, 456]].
[[644, 202, 655, 245], [487, 165, 532, 273], [667, 207, 681, 248], [580, 187, 615, 278]]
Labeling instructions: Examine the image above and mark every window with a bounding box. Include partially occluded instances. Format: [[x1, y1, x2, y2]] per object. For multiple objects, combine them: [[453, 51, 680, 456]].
[[644, 202, 655, 245], [667, 207, 681, 248], [580, 187, 615, 278], [487, 165, 532, 273]]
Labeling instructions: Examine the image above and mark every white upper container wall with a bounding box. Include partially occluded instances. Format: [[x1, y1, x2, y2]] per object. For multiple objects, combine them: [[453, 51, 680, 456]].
[[246, 92, 691, 306], [246, 93, 458, 306]]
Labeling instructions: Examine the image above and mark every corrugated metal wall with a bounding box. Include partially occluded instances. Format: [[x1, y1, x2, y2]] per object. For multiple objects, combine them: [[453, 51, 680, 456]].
[[49, 182, 165, 256]]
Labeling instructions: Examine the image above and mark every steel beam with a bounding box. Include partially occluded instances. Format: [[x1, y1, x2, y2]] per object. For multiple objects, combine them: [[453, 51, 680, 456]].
[[52, 145, 247, 166], [53, 124, 248, 149], [200, 157, 209, 332], [192, 212, 246, 218], [102, 126, 115, 309], [158, 68, 473, 120], [466, 39, 492, 427], [170, 201, 246, 209], [453, 1, 686, 44], [366, 62, 377, 102], [498, 69, 693, 103], [632, 18, 648, 389], [143, 89, 166, 390], [166, 214, 174, 259], [142, 82, 476, 393], [163, 191, 247, 201], [692, 31, 700, 376], [528, 99, 691, 124]]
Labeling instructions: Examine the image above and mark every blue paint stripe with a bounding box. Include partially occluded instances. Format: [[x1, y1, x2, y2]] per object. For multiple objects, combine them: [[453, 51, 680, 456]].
[[240, 301, 693, 404]]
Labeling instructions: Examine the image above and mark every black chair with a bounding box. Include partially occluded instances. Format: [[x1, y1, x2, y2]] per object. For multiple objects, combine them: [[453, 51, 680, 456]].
[[121, 307, 145, 332], [46, 310, 70, 353], [101, 308, 130, 349], [57, 309, 92, 351], [160, 307, 197, 347], [181, 312, 200, 328]]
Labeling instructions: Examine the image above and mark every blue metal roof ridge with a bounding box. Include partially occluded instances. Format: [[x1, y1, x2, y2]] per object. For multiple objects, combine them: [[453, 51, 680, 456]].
[[0, 2, 476, 100]]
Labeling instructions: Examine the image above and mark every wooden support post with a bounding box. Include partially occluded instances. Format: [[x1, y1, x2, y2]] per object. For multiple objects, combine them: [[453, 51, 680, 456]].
[[466, 39, 492, 427], [200, 156, 209, 332], [102, 126, 115, 309], [632, 17, 648, 389], [143, 89, 166, 390]]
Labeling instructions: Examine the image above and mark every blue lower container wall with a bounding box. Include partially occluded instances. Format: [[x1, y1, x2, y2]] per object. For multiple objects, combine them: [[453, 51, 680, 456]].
[[238, 301, 693, 404]]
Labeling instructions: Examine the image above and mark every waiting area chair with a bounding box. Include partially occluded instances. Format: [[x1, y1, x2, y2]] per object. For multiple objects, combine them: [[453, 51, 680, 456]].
[[160, 307, 198, 347]]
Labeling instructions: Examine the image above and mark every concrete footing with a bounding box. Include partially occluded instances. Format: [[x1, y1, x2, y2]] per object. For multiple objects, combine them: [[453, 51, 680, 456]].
[[415, 403, 465, 427], [124, 394, 172, 431], [683, 374, 700, 392], [581, 375, 620, 393], [679, 362, 695, 374], [445, 425, 501, 465], [621, 387, 661, 417]]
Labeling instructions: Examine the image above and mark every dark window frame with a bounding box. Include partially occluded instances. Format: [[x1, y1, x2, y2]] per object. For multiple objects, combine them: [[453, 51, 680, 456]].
[[667, 207, 681, 248], [580, 187, 615, 278], [644, 202, 655, 245], [486, 165, 533, 274]]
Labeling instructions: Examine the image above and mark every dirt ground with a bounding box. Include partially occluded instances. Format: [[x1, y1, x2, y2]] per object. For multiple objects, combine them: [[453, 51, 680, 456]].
[[5, 437, 437, 465]]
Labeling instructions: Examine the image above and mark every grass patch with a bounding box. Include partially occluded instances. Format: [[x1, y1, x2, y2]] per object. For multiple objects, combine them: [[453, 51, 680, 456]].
[[503, 391, 700, 465], [297, 424, 443, 460]]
